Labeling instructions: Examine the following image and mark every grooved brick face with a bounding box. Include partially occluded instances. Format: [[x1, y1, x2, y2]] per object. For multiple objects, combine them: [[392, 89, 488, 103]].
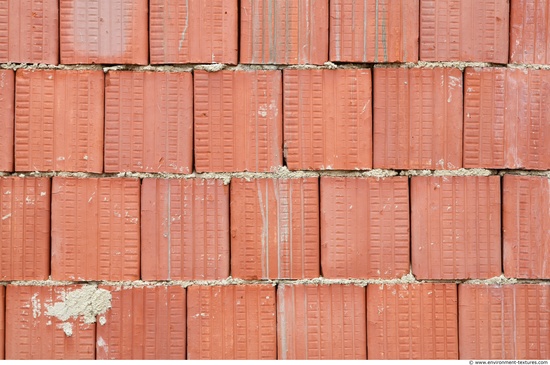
[[330, 0, 419, 63], [97, 286, 186, 360], [510, 0, 550, 64], [503, 175, 550, 279], [420, 0, 509, 63], [373, 67, 463, 170], [459, 284, 550, 359], [141, 178, 230, 280], [283, 69, 372, 170], [320, 176, 410, 279], [240, 0, 329, 65], [411, 176, 501, 280], [15, 69, 104, 173], [0, 69, 14, 172], [104, 71, 193, 174], [149, 0, 238, 64], [277, 284, 366, 360], [194, 70, 283, 173], [367, 283, 458, 359], [187, 285, 277, 360], [0, 286, 4, 359], [464, 67, 550, 170], [0, 177, 50, 280], [59, 0, 148, 65], [51, 177, 140, 281], [231, 178, 319, 280]]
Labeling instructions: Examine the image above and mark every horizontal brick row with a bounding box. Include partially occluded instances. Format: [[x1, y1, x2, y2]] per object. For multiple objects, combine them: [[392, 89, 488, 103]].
[[1, 67, 549, 173]]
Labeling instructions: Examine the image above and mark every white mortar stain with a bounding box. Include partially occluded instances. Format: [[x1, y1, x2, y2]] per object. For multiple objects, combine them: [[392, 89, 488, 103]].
[[31, 293, 41, 318]]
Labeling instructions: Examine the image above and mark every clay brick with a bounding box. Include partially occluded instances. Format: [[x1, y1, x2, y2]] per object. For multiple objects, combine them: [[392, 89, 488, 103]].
[[194, 70, 283, 172], [330, 0, 419, 63], [240, 0, 328, 64], [411, 176, 501, 280], [0, 177, 50, 280], [420, 0, 509, 63], [503, 175, 550, 279], [459, 284, 550, 359], [0, 286, 4, 359], [97, 286, 186, 360], [0, 70, 14, 172], [5, 285, 95, 359], [231, 178, 319, 280], [320, 176, 409, 279], [104, 71, 193, 174], [464, 67, 550, 170], [373, 67, 463, 170], [510, 0, 550, 64], [0, 0, 58, 64], [150, 0, 238, 64], [60, 0, 148, 65], [51, 177, 140, 281], [283, 69, 372, 170], [187, 285, 277, 359], [141, 178, 229, 280], [15, 69, 104, 173], [277, 284, 366, 360], [367, 283, 458, 359]]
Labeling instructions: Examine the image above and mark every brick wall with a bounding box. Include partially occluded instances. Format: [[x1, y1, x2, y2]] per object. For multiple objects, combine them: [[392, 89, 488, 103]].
[[0, 0, 549, 360]]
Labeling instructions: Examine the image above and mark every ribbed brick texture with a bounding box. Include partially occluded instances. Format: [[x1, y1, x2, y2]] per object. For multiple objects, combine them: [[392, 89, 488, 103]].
[[510, 0, 550, 64], [0, 286, 4, 359], [0, 69, 14, 171]]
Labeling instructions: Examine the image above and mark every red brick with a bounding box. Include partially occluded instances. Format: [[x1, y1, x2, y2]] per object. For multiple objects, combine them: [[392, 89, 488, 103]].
[[150, 0, 238, 64], [231, 178, 319, 280], [187, 285, 276, 359], [97, 286, 186, 360], [373, 67, 463, 170], [320, 176, 409, 279], [411, 176, 501, 279], [330, 0, 419, 62], [5, 285, 95, 360], [283, 69, 372, 170], [104, 71, 193, 173], [510, 0, 550, 64], [0, 0, 58, 64], [240, 0, 328, 65], [0, 70, 14, 172], [194, 70, 282, 172], [367, 283, 458, 359], [51, 177, 140, 281], [459, 284, 550, 359], [60, 0, 148, 65], [277, 284, 366, 360], [0, 286, 4, 359], [464, 67, 550, 170], [15, 69, 104, 173], [0, 177, 50, 280], [141, 178, 229, 280], [503, 175, 550, 279], [420, 0, 509, 63]]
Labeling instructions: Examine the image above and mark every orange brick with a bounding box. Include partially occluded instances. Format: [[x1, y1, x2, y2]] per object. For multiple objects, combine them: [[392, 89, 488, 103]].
[[373, 67, 463, 170], [104, 71, 193, 173], [240, 0, 328, 64], [51, 177, 140, 281], [194, 70, 282, 172], [97, 286, 186, 360], [277, 284, 366, 360], [0, 177, 50, 280], [150, 0, 238, 64], [510, 0, 550, 64], [141, 178, 230, 280], [367, 284, 458, 359], [0, 70, 14, 172], [187, 285, 276, 359], [15, 69, 104, 173], [231, 178, 319, 280], [459, 284, 550, 359], [320, 177, 409, 279], [283, 69, 372, 170]]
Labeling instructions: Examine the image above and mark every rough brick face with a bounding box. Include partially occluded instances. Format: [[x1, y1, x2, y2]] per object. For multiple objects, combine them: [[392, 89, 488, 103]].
[[510, 0, 550, 64], [231, 178, 319, 280], [0, 69, 14, 171], [283, 69, 372, 170], [141, 178, 230, 280], [0, 286, 4, 359], [321, 177, 410, 279]]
